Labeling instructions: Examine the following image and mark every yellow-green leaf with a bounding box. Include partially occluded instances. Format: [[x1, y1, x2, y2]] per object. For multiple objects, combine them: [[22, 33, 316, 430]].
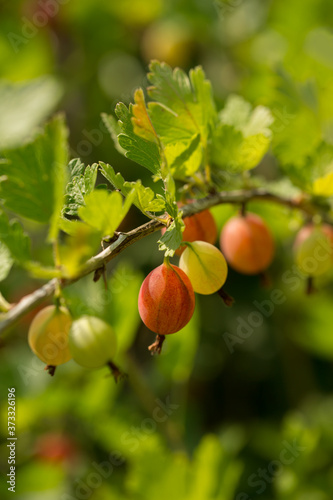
[[131, 88, 158, 143]]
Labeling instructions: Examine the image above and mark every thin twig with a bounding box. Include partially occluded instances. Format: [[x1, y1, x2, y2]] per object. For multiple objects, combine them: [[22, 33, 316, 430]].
[[0, 189, 330, 335]]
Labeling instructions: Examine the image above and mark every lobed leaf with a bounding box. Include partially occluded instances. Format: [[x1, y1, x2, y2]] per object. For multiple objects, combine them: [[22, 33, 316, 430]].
[[147, 62, 216, 143], [279, 142, 333, 194], [99, 162, 165, 213], [147, 62, 216, 179], [0, 210, 31, 263], [0, 115, 69, 241], [131, 88, 159, 143], [168, 133, 203, 178], [158, 212, 184, 257], [63, 161, 98, 216], [67, 158, 85, 177], [78, 188, 135, 238], [0, 242, 14, 282], [101, 113, 125, 154], [115, 102, 161, 173], [211, 95, 274, 172]]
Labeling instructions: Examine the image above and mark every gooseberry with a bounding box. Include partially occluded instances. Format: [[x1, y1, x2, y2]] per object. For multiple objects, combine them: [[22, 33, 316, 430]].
[[294, 223, 333, 277], [220, 213, 274, 275], [138, 260, 195, 336], [179, 241, 228, 294], [69, 316, 117, 370], [28, 305, 72, 375], [35, 432, 78, 463]]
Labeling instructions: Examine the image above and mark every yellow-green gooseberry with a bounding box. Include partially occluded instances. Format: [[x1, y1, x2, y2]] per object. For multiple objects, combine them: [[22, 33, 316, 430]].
[[179, 241, 228, 294]]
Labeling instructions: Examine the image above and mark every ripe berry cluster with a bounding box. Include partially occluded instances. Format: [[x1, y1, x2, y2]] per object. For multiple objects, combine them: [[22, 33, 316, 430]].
[[138, 208, 333, 353], [27, 206, 333, 374]]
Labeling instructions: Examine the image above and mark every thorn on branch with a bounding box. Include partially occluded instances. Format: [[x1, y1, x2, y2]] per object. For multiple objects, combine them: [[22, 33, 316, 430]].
[[103, 231, 121, 245], [93, 266, 105, 282]]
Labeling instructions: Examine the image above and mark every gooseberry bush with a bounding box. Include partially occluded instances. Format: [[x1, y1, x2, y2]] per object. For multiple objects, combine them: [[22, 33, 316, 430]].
[[1, 61, 333, 377]]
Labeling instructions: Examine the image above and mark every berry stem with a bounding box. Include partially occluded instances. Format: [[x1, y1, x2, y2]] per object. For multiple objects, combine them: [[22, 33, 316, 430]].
[[107, 361, 126, 382], [259, 271, 272, 288], [163, 256, 170, 267], [306, 276, 316, 295], [148, 334, 166, 355], [45, 365, 56, 376], [217, 287, 234, 307]]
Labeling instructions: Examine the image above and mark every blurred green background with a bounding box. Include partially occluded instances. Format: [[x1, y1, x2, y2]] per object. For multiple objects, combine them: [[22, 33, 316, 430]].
[[1, 0, 333, 499]]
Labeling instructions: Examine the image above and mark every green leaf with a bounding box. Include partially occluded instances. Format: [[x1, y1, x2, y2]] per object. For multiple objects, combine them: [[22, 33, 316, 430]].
[[210, 95, 274, 172], [101, 113, 125, 155], [0, 115, 69, 241], [168, 134, 202, 178], [272, 106, 321, 171], [280, 142, 333, 193], [115, 102, 161, 173], [78, 189, 135, 238], [59, 224, 101, 278], [24, 262, 62, 280], [99, 162, 129, 192], [110, 63, 215, 178], [219, 94, 273, 137], [147, 102, 196, 144], [0, 211, 31, 263], [147, 62, 216, 146], [290, 292, 333, 360], [99, 162, 165, 213], [187, 433, 242, 500], [210, 125, 244, 170], [105, 262, 143, 356], [68, 158, 85, 177], [158, 212, 184, 257], [0, 77, 63, 151], [59, 217, 88, 236], [0, 211, 59, 278], [131, 182, 165, 213], [63, 162, 98, 216], [0, 242, 14, 281], [219, 95, 252, 129]]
